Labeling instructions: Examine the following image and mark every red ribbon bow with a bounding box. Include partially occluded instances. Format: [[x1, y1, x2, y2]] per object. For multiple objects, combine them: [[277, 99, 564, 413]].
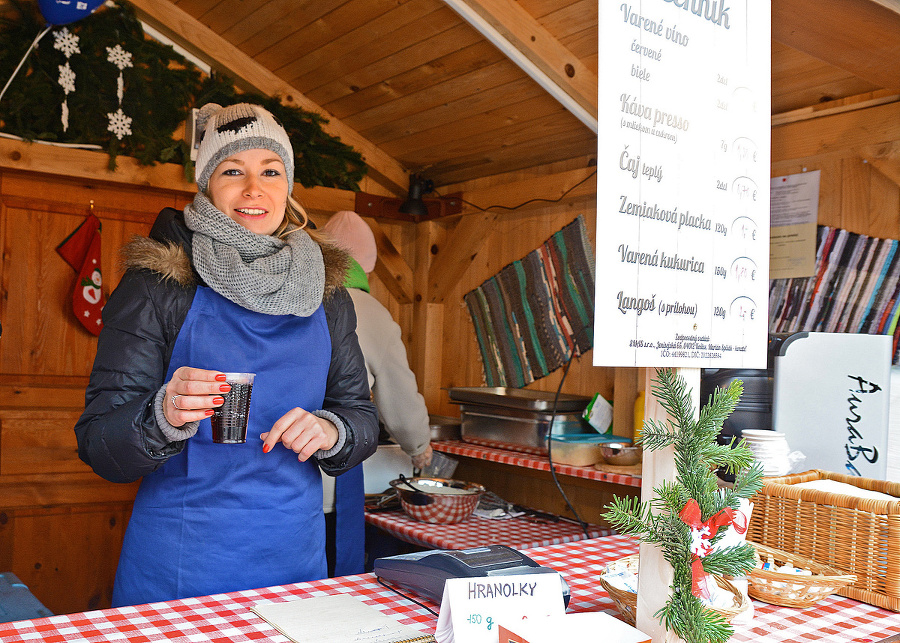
[[678, 499, 748, 599]]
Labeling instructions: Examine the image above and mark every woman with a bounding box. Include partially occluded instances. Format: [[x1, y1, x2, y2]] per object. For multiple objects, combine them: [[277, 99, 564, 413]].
[[74, 103, 378, 607]]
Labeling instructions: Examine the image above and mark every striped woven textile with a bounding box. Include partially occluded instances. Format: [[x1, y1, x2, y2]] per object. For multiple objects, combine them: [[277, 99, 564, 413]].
[[768, 225, 900, 363], [464, 215, 595, 387]]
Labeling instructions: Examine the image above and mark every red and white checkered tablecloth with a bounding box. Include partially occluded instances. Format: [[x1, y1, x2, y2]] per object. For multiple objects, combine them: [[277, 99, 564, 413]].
[[524, 537, 900, 643], [1, 535, 898, 642], [366, 508, 612, 550], [433, 440, 642, 487], [0, 573, 435, 643]]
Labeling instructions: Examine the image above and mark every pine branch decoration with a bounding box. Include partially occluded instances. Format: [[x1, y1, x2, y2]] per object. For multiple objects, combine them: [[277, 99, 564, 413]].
[[603, 369, 763, 643], [0, 0, 367, 190]]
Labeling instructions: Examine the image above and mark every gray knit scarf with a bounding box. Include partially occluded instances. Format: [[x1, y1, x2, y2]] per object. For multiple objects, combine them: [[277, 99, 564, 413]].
[[183, 193, 325, 316]]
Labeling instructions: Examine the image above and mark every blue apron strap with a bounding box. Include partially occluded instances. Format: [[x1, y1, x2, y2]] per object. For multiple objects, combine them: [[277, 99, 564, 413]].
[[332, 464, 365, 576]]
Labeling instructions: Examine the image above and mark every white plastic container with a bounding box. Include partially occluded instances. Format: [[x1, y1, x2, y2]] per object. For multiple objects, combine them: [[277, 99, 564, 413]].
[[549, 434, 610, 467]]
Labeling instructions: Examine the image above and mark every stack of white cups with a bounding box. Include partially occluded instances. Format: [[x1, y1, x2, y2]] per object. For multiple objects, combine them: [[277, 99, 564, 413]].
[[740, 429, 805, 476]]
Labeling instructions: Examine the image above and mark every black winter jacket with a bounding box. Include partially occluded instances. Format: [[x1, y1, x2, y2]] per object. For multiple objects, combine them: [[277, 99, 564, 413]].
[[74, 208, 378, 483]]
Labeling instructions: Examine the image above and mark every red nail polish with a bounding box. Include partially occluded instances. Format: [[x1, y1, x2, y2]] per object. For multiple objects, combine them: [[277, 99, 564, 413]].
[[204, 410, 214, 417], [215, 373, 227, 382], [213, 396, 225, 405], [262, 444, 270, 453], [219, 384, 231, 392]]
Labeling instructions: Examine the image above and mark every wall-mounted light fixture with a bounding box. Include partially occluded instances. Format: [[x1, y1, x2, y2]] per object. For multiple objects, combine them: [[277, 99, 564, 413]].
[[398, 174, 434, 217], [354, 173, 462, 221]]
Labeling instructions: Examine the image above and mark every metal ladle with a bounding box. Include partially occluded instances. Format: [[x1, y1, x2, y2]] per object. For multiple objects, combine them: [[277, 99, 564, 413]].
[[396, 473, 434, 506]]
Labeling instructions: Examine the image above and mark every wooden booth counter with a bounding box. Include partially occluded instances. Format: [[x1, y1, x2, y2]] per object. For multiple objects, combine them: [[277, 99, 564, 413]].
[[2, 535, 898, 643]]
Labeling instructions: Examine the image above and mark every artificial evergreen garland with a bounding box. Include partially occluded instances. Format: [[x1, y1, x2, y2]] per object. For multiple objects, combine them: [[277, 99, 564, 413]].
[[603, 369, 764, 643], [0, 0, 366, 190]]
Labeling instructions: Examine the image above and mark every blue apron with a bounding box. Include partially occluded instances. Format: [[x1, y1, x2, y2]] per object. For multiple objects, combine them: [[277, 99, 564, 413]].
[[113, 286, 333, 606], [332, 464, 365, 576]]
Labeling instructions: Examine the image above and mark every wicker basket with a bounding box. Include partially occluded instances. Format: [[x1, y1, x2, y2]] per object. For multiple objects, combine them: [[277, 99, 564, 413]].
[[747, 469, 900, 611], [598, 554, 750, 626], [748, 542, 857, 608]]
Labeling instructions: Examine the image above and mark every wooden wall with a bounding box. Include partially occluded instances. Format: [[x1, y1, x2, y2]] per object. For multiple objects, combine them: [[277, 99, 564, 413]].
[[0, 163, 193, 615], [771, 101, 900, 239], [351, 175, 614, 420], [0, 98, 897, 615]]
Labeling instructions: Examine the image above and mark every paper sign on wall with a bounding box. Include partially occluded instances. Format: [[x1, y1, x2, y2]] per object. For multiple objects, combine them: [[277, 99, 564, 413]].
[[770, 171, 820, 279], [433, 573, 565, 643]]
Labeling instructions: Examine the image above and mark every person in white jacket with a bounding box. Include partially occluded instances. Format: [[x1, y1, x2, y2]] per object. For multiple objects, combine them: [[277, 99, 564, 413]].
[[320, 210, 433, 575]]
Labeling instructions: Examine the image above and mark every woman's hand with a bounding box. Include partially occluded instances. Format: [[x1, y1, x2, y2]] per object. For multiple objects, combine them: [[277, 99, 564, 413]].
[[261, 408, 339, 461], [163, 366, 229, 427]]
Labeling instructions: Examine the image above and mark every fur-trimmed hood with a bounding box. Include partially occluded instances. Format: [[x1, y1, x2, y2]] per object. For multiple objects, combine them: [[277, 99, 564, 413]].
[[120, 232, 350, 299]]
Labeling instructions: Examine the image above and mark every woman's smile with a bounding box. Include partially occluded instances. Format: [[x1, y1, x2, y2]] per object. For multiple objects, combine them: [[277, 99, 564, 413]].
[[207, 148, 289, 236]]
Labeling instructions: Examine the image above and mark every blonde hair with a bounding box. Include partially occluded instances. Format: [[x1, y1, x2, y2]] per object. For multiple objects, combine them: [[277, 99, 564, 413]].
[[276, 195, 326, 243]]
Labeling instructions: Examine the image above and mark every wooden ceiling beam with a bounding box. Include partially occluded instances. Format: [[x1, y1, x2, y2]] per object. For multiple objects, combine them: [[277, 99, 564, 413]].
[[772, 0, 900, 91], [772, 101, 900, 162], [442, 0, 597, 130], [859, 140, 900, 186], [126, 0, 411, 195], [427, 210, 499, 303], [870, 158, 900, 187]]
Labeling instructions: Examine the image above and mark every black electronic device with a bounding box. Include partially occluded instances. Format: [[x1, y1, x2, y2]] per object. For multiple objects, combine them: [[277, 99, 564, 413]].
[[373, 544, 570, 607]]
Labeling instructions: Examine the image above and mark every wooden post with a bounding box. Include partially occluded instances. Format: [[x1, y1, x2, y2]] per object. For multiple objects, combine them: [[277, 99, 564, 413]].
[[636, 367, 700, 643], [411, 220, 446, 410]]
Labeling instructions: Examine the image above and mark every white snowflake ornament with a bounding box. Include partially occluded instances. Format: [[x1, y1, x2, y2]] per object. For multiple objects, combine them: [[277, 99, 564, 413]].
[[105, 44, 134, 135], [53, 28, 80, 58], [106, 45, 133, 71], [56, 61, 76, 131], [53, 29, 81, 132], [57, 62, 75, 94], [107, 108, 133, 140], [60, 101, 70, 132]]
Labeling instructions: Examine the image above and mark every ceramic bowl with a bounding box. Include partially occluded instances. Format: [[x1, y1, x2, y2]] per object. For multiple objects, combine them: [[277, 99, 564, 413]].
[[389, 477, 484, 524], [599, 443, 643, 466]]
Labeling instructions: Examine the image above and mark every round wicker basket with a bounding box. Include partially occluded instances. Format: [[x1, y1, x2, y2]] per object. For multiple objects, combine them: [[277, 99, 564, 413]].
[[598, 554, 750, 626], [748, 542, 857, 608]]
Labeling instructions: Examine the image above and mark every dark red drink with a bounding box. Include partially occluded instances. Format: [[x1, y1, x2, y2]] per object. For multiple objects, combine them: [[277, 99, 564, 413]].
[[211, 374, 254, 443]]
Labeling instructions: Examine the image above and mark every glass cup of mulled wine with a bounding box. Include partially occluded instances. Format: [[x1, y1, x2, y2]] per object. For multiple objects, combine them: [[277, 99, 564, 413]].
[[211, 372, 255, 443]]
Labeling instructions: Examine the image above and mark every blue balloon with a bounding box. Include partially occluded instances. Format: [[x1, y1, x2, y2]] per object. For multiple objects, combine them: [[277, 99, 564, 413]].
[[38, 0, 104, 26]]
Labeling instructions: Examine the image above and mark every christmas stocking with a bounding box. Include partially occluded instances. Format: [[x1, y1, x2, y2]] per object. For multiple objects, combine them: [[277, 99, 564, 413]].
[[57, 214, 105, 335]]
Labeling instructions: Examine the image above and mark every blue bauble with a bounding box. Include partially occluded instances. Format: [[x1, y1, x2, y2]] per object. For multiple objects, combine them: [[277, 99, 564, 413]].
[[38, 0, 104, 26]]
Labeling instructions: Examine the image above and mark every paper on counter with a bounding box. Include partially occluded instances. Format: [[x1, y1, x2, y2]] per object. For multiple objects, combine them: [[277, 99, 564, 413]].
[[251, 594, 435, 643], [498, 612, 650, 643]]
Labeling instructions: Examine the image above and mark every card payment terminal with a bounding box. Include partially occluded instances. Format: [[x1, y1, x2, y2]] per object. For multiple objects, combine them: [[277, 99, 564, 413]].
[[373, 545, 570, 607]]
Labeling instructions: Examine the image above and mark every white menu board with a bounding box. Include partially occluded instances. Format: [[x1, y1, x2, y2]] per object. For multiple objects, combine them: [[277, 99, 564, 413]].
[[594, 1, 771, 368]]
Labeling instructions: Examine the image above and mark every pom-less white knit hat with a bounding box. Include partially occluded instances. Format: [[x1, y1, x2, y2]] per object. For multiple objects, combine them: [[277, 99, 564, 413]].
[[194, 103, 295, 194], [322, 210, 377, 273]]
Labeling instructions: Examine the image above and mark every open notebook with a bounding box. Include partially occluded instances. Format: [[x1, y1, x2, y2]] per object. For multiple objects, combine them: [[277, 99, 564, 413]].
[[251, 594, 436, 643]]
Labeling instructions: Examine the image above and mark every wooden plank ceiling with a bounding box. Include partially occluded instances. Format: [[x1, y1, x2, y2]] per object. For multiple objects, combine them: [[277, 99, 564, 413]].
[[121, 0, 900, 195]]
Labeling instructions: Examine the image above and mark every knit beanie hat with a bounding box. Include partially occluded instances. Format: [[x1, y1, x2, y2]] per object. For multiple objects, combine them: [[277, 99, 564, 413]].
[[322, 210, 377, 273], [194, 103, 294, 194]]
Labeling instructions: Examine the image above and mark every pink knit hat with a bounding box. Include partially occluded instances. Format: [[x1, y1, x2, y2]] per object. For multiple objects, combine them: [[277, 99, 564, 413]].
[[322, 211, 377, 273]]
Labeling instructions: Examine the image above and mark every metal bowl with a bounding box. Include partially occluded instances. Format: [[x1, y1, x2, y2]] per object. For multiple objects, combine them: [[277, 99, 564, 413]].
[[428, 414, 461, 441], [389, 477, 484, 524], [599, 443, 643, 466]]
